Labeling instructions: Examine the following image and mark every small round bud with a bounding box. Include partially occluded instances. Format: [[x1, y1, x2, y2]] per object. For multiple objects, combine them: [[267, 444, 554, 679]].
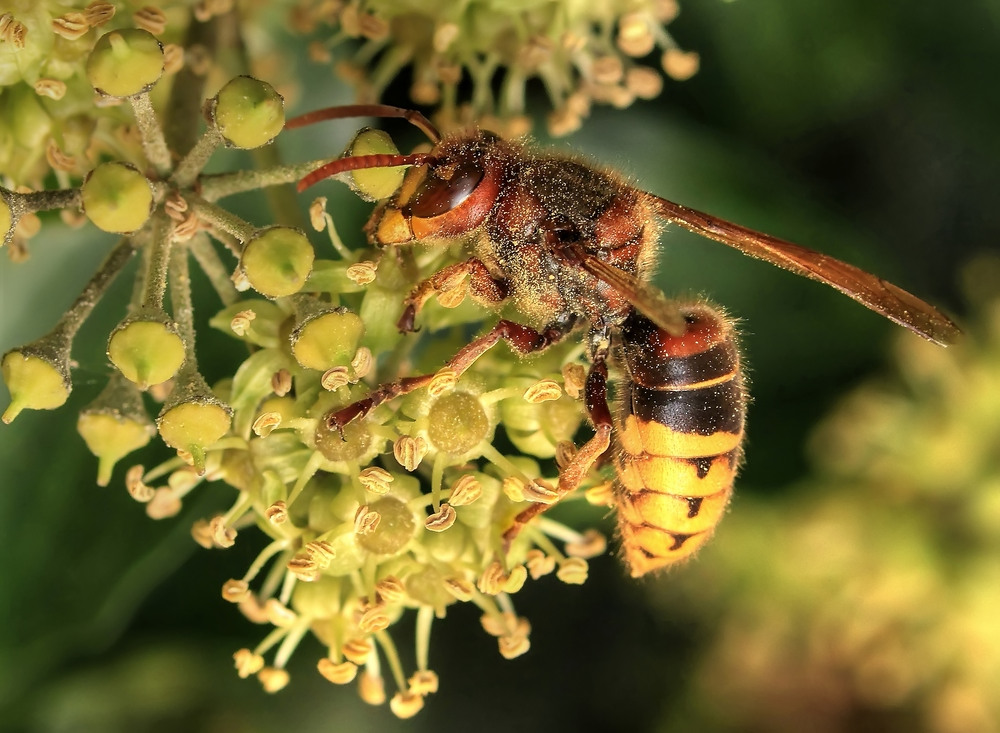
[[291, 310, 364, 371], [81, 162, 154, 233], [241, 227, 314, 297], [1, 348, 71, 423], [346, 128, 406, 200], [87, 29, 165, 97], [213, 76, 285, 149], [107, 318, 185, 387], [157, 399, 232, 455], [77, 409, 155, 486]]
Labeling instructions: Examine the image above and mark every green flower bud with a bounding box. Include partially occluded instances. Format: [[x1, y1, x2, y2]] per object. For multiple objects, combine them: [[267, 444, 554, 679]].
[[1, 347, 71, 423], [77, 374, 156, 486], [346, 128, 406, 201], [107, 314, 185, 388], [157, 368, 233, 470], [81, 162, 154, 233], [290, 306, 364, 371], [86, 29, 165, 97], [356, 497, 419, 555], [426, 391, 493, 456], [212, 76, 285, 149], [241, 227, 314, 298]]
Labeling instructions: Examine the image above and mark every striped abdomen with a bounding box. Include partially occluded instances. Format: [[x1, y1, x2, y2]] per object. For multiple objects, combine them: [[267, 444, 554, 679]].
[[614, 305, 745, 577]]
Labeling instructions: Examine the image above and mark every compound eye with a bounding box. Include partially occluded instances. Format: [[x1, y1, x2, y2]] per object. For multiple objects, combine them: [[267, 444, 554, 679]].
[[402, 157, 484, 218]]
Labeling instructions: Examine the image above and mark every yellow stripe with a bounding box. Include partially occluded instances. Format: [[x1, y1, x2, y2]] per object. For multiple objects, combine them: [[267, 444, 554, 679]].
[[617, 485, 731, 535], [619, 414, 742, 458], [617, 453, 736, 497], [656, 371, 737, 392]]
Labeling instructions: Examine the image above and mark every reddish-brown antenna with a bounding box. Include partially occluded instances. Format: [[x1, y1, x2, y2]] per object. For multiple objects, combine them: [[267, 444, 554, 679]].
[[286, 104, 441, 190], [297, 152, 433, 192], [285, 104, 441, 144]]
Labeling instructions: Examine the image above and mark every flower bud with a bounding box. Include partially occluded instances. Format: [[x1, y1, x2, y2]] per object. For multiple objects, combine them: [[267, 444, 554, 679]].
[[241, 227, 314, 298], [290, 306, 364, 371], [81, 162, 154, 233], [87, 29, 165, 97], [156, 365, 232, 470], [212, 76, 285, 149], [1, 346, 71, 423], [107, 313, 185, 388], [344, 128, 406, 201], [77, 374, 156, 486]]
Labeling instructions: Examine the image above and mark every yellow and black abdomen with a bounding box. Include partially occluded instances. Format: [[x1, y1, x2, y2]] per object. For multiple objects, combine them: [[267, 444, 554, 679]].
[[614, 304, 745, 577]]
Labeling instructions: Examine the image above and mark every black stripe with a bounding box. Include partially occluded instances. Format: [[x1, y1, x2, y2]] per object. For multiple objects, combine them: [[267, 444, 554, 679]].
[[626, 380, 745, 436], [625, 341, 739, 389]]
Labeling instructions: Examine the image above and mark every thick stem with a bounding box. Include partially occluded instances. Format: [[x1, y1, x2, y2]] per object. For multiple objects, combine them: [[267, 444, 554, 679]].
[[187, 194, 256, 242], [129, 92, 172, 176], [53, 238, 137, 345], [198, 159, 333, 201], [168, 238, 196, 355], [140, 212, 174, 310], [170, 126, 224, 188]]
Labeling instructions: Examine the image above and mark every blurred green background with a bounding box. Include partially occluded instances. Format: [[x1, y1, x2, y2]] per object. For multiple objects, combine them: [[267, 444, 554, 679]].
[[2, 1, 998, 731]]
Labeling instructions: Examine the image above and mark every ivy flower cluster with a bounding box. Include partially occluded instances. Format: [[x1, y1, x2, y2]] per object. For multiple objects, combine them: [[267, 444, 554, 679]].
[[292, 0, 700, 137], [1, 7, 619, 718]]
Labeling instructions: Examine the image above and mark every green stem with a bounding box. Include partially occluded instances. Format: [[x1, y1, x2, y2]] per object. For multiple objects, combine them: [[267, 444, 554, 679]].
[[52, 237, 137, 345], [140, 212, 174, 310], [168, 238, 196, 355], [187, 194, 256, 242], [198, 158, 333, 201], [129, 92, 172, 176], [170, 127, 224, 188]]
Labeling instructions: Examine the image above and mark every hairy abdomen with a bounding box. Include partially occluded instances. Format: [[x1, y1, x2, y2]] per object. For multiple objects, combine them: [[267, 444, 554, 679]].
[[615, 305, 745, 577]]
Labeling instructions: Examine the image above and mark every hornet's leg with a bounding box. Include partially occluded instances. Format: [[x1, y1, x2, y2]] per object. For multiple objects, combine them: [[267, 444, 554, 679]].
[[503, 330, 613, 546]]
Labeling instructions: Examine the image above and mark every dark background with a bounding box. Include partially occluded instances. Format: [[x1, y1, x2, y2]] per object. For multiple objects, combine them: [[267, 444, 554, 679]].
[[1, 1, 997, 731]]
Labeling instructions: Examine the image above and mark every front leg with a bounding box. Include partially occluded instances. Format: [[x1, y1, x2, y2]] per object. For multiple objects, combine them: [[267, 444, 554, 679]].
[[397, 256, 509, 332], [327, 315, 578, 431]]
